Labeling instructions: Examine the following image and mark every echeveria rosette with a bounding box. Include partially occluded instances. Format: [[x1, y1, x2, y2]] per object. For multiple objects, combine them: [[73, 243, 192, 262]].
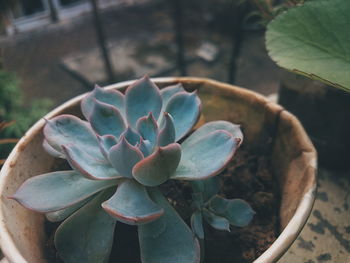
[[11, 76, 243, 263]]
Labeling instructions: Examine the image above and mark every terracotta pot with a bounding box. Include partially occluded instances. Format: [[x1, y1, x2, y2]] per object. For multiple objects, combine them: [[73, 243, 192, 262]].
[[0, 77, 317, 263]]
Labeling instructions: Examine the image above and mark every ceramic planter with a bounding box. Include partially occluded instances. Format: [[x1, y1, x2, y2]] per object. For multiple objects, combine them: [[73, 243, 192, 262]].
[[0, 77, 317, 263]]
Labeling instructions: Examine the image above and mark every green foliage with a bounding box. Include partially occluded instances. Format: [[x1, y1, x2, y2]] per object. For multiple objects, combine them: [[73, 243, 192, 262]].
[[266, 0, 350, 91], [0, 70, 52, 163], [0, 70, 53, 138]]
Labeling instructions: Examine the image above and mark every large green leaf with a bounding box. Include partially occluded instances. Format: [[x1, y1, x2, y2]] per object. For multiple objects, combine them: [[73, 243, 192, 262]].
[[139, 188, 200, 263], [55, 189, 116, 263], [266, 0, 350, 91]]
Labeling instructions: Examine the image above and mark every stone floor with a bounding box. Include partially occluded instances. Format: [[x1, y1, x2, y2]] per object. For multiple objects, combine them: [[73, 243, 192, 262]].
[[281, 169, 350, 263]]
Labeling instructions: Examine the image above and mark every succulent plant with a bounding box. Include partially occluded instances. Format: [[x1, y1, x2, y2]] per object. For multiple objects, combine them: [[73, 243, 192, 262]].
[[190, 177, 255, 240], [11, 76, 249, 263]]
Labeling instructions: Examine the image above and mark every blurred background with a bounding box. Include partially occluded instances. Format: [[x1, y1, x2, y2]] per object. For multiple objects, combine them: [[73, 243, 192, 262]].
[[0, 0, 349, 262]]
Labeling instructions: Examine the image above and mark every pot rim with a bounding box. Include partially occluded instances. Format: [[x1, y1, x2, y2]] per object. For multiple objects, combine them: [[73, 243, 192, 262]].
[[0, 77, 317, 263]]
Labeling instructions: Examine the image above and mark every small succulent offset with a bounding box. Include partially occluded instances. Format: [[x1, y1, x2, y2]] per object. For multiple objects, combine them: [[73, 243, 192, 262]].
[[11, 76, 254, 263]]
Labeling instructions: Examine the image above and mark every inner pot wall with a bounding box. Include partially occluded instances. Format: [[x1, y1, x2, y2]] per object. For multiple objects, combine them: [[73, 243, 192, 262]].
[[0, 77, 317, 263]]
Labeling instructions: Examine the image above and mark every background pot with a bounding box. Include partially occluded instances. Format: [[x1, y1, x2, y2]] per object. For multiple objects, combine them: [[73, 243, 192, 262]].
[[279, 71, 350, 170], [0, 77, 317, 263]]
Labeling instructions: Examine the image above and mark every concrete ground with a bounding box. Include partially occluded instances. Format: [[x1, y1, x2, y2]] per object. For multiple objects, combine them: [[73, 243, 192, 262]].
[[0, 1, 349, 262], [0, 1, 281, 107]]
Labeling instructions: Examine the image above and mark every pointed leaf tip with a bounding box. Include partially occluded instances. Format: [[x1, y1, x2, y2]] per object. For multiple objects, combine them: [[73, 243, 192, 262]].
[[133, 143, 181, 187], [136, 112, 158, 149], [125, 76, 162, 128], [43, 115, 101, 156], [81, 86, 125, 120], [164, 91, 201, 141], [11, 171, 117, 213], [108, 136, 144, 178], [158, 112, 176, 147]]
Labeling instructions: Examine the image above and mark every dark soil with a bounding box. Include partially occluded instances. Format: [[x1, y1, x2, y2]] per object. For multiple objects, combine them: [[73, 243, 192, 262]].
[[44, 145, 279, 263]]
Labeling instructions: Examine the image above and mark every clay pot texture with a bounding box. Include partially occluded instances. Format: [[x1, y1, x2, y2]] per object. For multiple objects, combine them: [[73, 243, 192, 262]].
[[0, 77, 317, 263]]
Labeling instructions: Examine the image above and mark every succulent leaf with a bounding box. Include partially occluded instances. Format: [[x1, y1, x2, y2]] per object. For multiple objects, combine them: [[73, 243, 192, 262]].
[[160, 83, 185, 113], [55, 189, 117, 263], [122, 126, 141, 146], [163, 91, 201, 141], [208, 196, 255, 227], [97, 134, 118, 159], [139, 188, 200, 263], [182, 120, 243, 148], [172, 131, 238, 180], [157, 112, 176, 147], [191, 176, 220, 202], [108, 137, 144, 178], [125, 76, 162, 128], [43, 115, 101, 156], [89, 100, 126, 138], [63, 145, 121, 180], [136, 112, 158, 149], [202, 208, 230, 232], [102, 179, 163, 225], [10, 171, 117, 212], [191, 210, 204, 239], [46, 195, 95, 222], [43, 139, 65, 158], [81, 85, 125, 120], [132, 143, 181, 187], [138, 139, 152, 157]]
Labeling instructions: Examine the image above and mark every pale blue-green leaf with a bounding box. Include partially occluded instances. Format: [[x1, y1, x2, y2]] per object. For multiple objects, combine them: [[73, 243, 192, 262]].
[[63, 145, 121, 180], [136, 112, 158, 149], [45, 195, 94, 222], [81, 85, 125, 120], [43, 139, 65, 158], [132, 143, 181, 187], [97, 134, 118, 159], [191, 176, 220, 202], [139, 188, 200, 263], [160, 83, 185, 107], [121, 126, 141, 146], [182, 121, 243, 149], [125, 76, 162, 128], [138, 139, 152, 157], [44, 115, 101, 156], [108, 136, 144, 178], [208, 195, 255, 227], [202, 208, 230, 232], [266, 0, 350, 92], [11, 171, 117, 212], [55, 189, 116, 263], [191, 210, 204, 239], [172, 131, 237, 180], [163, 91, 201, 141], [102, 179, 163, 225], [157, 112, 176, 147], [89, 100, 126, 138]]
